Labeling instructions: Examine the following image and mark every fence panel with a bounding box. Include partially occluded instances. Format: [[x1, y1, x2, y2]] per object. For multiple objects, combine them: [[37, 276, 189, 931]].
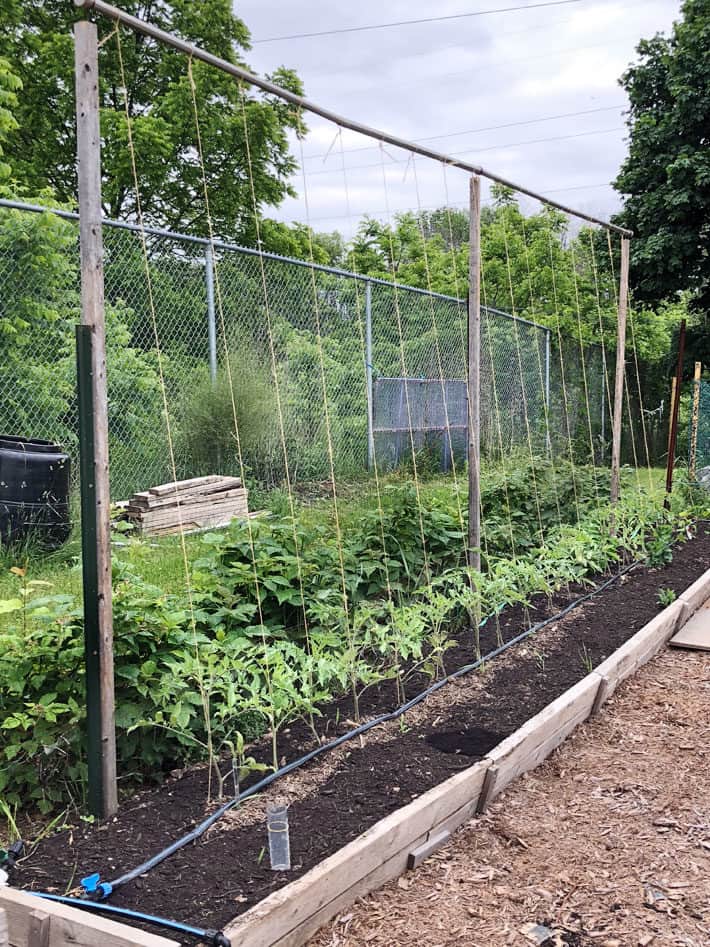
[[0, 200, 612, 505]]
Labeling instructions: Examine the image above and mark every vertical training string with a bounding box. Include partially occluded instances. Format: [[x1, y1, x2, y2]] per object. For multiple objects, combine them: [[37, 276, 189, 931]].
[[500, 212, 546, 545], [336, 132, 395, 604], [479, 244, 519, 558], [186, 61, 282, 769], [296, 130, 362, 716], [411, 158, 470, 569], [568, 238, 602, 504], [545, 227, 583, 523], [519, 214, 565, 529], [115, 31, 215, 794], [377, 144, 432, 584]]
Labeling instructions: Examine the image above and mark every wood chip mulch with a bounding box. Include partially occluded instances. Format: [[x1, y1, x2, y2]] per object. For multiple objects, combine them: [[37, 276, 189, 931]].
[[309, 647, 710, 947]]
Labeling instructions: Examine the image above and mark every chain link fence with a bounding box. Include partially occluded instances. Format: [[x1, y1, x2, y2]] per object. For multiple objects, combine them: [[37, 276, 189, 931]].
[[0, 198, 611, 501]]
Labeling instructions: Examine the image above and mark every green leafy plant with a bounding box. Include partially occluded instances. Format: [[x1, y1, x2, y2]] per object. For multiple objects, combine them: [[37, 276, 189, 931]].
[[656, 587, 677, 607]]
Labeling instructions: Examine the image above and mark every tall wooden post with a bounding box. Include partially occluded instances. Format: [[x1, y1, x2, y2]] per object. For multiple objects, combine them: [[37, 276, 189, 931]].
[[74, 19, 118, 818], [689, 361, 702, 480], [610, 236, 629, 506], [468, 176, 481, 571]]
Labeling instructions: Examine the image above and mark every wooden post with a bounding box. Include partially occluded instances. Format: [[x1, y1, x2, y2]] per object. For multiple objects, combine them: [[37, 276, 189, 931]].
[[468, 176, 481, 571], [74, 19, 118, 817], [610, 236, 629, 506], [664, 319, 687, 508], [689, 361, 702, 480]]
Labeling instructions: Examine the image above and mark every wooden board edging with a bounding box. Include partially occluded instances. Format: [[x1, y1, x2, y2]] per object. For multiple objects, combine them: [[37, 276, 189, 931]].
[[223, 759, 490, 946], [678, 567, 710, 616], [476, 672, 600, 812], [591, 598, 686, 713], [0, 888, 178, 947]]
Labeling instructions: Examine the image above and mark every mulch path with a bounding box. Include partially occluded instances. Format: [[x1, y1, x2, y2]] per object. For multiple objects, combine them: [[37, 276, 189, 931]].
[[309, 647, 710, 947], [14, 527, 710, 943]]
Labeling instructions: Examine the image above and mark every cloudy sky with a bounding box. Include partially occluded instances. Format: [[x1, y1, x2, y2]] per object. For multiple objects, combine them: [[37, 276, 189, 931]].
[[236, 0, 682, 238]]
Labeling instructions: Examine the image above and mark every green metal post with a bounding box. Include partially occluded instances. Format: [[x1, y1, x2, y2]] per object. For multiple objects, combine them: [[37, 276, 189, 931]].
[[76, 324, 104, 816]]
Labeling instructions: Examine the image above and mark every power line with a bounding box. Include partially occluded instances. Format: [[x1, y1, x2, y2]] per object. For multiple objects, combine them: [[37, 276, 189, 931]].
[[253, 0, 586, 44], [303, 104, 625, 161]]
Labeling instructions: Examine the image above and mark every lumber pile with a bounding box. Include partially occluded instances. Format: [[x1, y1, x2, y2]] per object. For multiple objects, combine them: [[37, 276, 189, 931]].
[[126, 475, 249, 536]]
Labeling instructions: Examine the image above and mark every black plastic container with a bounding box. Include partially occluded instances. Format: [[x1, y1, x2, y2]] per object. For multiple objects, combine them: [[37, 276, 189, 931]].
[[0, 435, 71, 549]]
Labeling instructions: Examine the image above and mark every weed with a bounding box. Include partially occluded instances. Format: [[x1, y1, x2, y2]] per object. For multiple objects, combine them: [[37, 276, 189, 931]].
[[656, 587, 677, 607]]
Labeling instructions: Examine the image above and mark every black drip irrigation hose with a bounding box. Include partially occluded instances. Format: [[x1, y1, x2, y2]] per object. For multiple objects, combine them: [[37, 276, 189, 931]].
[[84, 557, 641, 902]]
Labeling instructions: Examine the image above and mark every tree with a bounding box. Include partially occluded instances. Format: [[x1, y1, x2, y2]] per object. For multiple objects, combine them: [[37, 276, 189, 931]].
[[614, 0, 710, 313], [0, 56, 21, 183], [0, 1, 304, 241]]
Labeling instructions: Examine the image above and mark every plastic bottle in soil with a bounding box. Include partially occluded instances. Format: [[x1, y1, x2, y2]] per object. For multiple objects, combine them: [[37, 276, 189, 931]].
[[266, 801, 291, 871]]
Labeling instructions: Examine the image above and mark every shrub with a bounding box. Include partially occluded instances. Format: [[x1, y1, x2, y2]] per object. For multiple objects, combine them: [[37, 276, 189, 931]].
[[175, 346, 283, 483]]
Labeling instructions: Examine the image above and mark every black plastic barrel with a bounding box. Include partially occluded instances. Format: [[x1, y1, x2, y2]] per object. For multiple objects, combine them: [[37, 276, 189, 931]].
[[0, 436, 71, 549]]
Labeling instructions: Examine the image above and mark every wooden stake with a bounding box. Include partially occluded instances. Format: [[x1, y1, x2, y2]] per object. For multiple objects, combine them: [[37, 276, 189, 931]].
[[468, 176, 481, 572], [667, 375, 677, 457], [689, 361, 702, 480], [74, 19, 118, 817], [610, 236, 629, 506]]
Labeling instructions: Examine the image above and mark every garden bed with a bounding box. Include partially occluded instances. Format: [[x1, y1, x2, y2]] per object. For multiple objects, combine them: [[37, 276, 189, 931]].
[[12, 525, 710, 946]]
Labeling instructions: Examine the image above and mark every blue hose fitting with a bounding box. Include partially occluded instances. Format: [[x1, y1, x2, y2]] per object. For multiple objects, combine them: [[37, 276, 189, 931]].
[[80, 873, 113, 900]]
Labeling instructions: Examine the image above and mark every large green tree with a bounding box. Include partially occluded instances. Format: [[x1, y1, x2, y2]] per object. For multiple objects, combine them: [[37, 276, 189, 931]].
[[614, 0, 710, 313], [0, 56, 21, 183], [0, 1, 304, 240]]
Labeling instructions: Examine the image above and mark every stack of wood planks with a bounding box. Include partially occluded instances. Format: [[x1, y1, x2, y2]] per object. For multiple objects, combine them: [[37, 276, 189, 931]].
[[125, 475, 249, 536]]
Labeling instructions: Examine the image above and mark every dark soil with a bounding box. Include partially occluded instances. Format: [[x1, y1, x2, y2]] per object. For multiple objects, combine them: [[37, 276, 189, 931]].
[[16, 526, 710, 944]]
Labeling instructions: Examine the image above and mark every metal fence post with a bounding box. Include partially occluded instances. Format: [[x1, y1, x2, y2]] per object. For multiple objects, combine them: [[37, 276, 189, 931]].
[[600, 371, 606, 463], [365, 280, 374, 471], [468, 176, 482, 572], [205, 245, 217, 385], [544, 328, 552, 456]]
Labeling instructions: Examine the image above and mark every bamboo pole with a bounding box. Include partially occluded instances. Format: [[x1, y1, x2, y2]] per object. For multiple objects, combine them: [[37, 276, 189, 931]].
[[610, 236, 629, 506], [74, 19, 118, 818], [667, 376, 677, 457], [665, 320, 687, 508], [689, 361, 702, 480], [468, 176, 481, 572]]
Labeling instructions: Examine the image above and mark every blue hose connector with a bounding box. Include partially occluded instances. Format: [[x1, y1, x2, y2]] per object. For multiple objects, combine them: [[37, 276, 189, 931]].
[[80, 872, 113, 900]]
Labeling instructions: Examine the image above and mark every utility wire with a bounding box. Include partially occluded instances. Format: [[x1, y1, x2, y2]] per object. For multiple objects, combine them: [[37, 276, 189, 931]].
[[253, 0, 586, 43]]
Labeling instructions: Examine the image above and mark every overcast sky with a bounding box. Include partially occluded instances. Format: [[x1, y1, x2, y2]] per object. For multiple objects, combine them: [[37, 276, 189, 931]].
[[237, 0, 682, 238]]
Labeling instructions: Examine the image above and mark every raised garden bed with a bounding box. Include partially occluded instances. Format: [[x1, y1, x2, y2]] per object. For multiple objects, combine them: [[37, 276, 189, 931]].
[[5, 526, 710, 947]]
